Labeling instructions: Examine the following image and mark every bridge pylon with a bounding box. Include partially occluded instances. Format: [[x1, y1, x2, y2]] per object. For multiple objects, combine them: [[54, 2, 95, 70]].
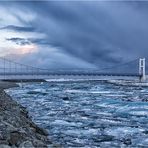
[[139, 58, 146, 82]]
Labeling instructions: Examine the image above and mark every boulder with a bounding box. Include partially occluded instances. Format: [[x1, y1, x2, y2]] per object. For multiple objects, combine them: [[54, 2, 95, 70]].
[[0, 144, 11, 148], [32, 140, 47, 148], [8, 131, 26, 146], [19, 141, 34, 148]]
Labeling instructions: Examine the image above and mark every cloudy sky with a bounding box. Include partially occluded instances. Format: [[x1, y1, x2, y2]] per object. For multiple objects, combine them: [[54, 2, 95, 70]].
[[0, 1, 148, 70]]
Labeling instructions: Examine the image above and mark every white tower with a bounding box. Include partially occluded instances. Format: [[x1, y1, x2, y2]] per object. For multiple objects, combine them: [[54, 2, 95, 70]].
[[139, 58, 146, 82]]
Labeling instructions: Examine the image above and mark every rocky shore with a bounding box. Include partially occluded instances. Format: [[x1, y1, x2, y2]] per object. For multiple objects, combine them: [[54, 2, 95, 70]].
[[0, 81, 51, 148]]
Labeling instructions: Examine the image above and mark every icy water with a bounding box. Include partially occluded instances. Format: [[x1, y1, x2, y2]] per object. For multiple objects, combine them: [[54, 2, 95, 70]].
[[6, 81, 148, 147]]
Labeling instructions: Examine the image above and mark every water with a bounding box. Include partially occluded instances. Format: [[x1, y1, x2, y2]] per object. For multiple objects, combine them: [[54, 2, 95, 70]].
[[6, 80, 148, 147]]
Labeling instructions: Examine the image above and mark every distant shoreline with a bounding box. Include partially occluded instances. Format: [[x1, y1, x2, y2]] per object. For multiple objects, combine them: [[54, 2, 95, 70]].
[[1, 79, 46, 83]]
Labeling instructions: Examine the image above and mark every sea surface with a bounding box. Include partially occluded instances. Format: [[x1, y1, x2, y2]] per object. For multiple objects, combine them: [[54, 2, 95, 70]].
[[6, 80, 148, 147]]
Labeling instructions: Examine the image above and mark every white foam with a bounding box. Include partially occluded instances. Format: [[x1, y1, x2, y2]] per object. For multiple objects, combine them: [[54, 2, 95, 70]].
[[52, 120, 81, 127], [105, 127, 144, 138], [46, 78, 89, 82], [66, 128, 97, 135], [64, 89, 112, 94], [129, 111, 148, 116]]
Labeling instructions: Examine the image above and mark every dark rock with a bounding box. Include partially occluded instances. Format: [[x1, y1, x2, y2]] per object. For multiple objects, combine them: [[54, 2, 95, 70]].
[[20, 107, 28, 118], [30, 122, 48, 136], [122, 138, 132, 145], [142, 98, 148, 102], [27, 91, 48, 96], [62, 96, 70, 101], [93, 135, 115, 142], [8, 131, 26, 146], [36, 127, 49, 136], [143, 131, 148, 134]]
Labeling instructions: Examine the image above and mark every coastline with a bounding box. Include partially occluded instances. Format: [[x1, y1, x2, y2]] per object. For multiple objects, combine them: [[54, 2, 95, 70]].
[[0, 81, 52, 147]]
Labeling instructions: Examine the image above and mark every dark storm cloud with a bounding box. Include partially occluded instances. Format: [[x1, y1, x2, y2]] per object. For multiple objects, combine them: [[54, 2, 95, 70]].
[[0, 25, 35, 32], [6, 37, 49, 46], [31, 1, 148, 67], [6, 37, 31, 45], [1, 1, 148, 69], [25, 1, 126, 66]]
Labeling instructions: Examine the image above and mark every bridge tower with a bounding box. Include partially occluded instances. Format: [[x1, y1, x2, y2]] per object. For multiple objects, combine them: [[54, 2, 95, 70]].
[[139, 58, 146, 82]]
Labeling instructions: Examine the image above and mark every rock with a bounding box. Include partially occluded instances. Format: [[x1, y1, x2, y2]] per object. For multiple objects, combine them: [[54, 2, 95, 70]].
[[36, 127, 49, 136], [19, 141, 34, 148], [62, 96, 70, 101], [20, 107, 29, 118], [143, 131, 148, 134], [0, 144, 11, 148], [122, 138, 132, 145], [30, 123, 48, 136], [2, 120, 18, 131], [0, 83, 50, 147], [27, 91, 48, 96], [142, 98, 148, 102], [93, 135, 115, 142], [0, 140, 8, 145], [27, 91, 40, 94], [33, 140, 47, 148], [8, 131, 24, 146]]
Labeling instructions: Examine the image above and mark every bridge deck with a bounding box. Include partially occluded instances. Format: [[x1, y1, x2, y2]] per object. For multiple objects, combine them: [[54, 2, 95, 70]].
[[0, 72, 139, 76], [0, 73, 140, 80]]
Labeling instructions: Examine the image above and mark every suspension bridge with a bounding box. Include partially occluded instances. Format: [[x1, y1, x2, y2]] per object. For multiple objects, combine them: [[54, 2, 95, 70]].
[[0, 57, 146, 81]]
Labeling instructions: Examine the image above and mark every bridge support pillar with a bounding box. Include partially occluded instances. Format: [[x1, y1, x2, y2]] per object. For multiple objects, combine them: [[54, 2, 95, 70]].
[[139, 58, 146, 82]]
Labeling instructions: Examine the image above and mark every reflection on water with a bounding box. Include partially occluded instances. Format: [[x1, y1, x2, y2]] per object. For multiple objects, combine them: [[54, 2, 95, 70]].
[[6, 81, 148, 147]]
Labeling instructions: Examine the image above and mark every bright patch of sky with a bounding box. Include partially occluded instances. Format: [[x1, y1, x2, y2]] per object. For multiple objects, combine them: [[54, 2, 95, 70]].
[[0, 6, 42, 56]]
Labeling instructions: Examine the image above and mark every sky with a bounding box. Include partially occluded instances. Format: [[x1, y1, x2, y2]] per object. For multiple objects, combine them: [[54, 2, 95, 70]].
[[0, 1, 148, 70]]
